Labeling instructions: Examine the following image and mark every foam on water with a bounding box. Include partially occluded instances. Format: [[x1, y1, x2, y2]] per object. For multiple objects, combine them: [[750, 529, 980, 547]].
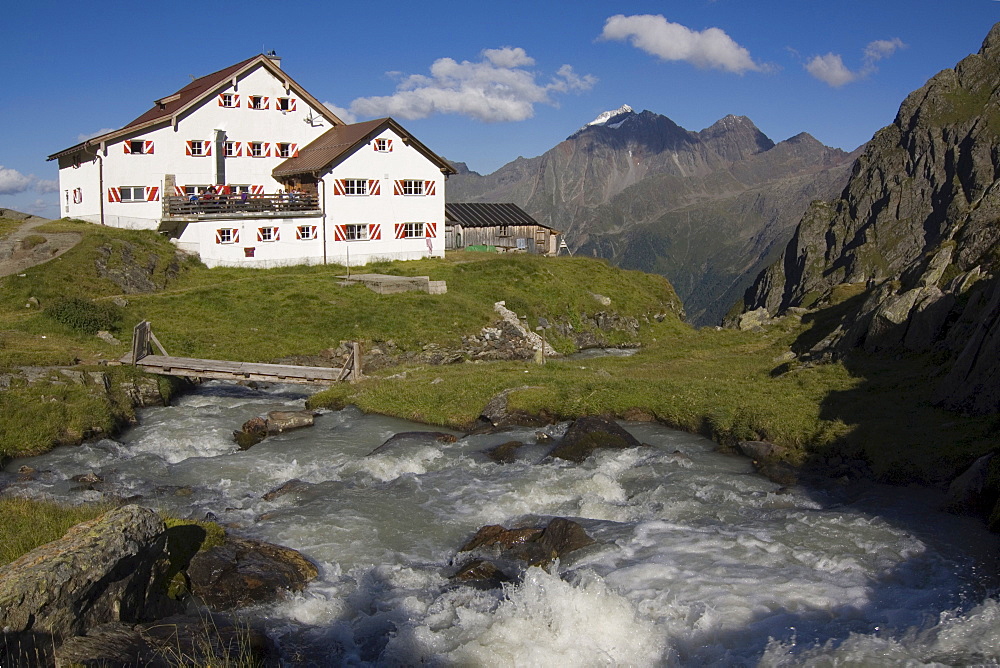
[[4, 380, 999, 666]]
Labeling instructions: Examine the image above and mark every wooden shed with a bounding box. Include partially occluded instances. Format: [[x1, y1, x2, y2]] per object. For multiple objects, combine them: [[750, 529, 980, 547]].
[[445, 203, 560, 255]]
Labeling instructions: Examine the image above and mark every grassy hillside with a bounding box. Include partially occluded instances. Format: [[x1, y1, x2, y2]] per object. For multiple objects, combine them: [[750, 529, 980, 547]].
[[1, 220, 994, 485]]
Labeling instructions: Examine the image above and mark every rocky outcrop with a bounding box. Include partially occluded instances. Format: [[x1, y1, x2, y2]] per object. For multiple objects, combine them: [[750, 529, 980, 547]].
[[186, 536, 318, 610], [736, 22, 1000, 414], [94, 241, 184, 294], [0, 506, 177, 661]]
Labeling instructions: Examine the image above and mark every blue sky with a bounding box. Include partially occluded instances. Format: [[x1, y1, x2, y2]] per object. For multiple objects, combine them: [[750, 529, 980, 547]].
[[2, 1, 998, 217]]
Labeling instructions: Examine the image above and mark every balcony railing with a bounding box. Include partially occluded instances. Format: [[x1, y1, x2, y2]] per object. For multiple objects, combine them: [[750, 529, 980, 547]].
[[163, 194, 320, 219]]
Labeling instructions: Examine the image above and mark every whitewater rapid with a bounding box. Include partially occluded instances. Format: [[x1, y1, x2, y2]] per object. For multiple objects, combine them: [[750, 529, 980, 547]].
[[4, 381, 999, 666]]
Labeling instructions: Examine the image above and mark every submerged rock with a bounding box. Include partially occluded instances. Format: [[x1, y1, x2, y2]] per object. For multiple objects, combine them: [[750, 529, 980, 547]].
[[547, 415, 645, 462], [187, 536, 318, 610], [262, 478, 315, 501], [485, 440, 526, 464], [367, 431, 458, 456]]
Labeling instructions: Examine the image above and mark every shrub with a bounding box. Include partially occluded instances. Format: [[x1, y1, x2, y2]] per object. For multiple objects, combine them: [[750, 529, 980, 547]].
[[44, 297, 122, 334]]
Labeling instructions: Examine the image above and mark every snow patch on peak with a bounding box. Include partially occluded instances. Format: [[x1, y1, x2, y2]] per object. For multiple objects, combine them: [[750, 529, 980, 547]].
[[586, 104, 634, 128]]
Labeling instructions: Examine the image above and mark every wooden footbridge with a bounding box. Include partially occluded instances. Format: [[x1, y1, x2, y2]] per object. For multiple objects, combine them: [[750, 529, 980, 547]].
[[120, 321, 360, 385]]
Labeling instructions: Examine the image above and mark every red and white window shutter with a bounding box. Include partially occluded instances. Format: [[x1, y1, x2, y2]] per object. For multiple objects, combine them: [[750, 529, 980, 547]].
[[425, 222, 437, 238], [215, 228, 239, 244], [333, 225, 346, 241], [296, 225, 318, 240], [218, 93, 240, 107], [368, 223, 381, 240], [368, 179, 380, 195], [424, 180, 436, 196], [374, 138, 393, 152], [123, 140, 154, 154], [107, 187, 121, 202], [145, 186, 160, 201], [185, 140, 212, 156], [257, 227, 279, 242]]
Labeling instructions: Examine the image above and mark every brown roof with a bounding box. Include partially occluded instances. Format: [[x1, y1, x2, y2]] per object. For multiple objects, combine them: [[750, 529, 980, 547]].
[[48, 55, 343, 161], [445, 202, 556, 231], [272, 117, 456, 178]]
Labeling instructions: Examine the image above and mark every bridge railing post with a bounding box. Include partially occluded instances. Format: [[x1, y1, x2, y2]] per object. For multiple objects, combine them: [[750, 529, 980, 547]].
[[132, 321, 151, 364]]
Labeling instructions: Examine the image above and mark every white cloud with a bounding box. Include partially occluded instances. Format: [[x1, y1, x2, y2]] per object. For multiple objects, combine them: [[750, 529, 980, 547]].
[[76, 128, 116, 142], [323, 102, 357, 124], [805, 53, 858, 87], [599, 14, 763, 74], [348, 47, 596, 123], [0, 166, 33, 195], [0, 166, 61, 197], [806, 38, 906, 87]]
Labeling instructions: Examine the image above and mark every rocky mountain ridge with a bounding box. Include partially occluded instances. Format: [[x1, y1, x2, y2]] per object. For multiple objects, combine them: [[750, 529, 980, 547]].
[[735, 22, 1000, 414], [448, 107, 857, 324]]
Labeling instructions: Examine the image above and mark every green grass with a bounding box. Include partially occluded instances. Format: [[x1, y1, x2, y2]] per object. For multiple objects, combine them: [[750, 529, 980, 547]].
[[1, 220, 995, 486], [0, 498, 110, 566], [0, 218, 20, 240]]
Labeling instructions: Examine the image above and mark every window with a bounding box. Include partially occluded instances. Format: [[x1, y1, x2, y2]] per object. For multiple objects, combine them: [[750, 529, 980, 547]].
[[374, 138, 391, 152], [215, 228, 239, 244], [276, 97, 295, 111], [249, 95, 267, 110], [498, 224, 510, 237], [229, 185, 250, 195], [127, 140, 148, 154], [343, 179, 368, 195], [184, 185, 211, 198], [188, 140, 205, 156], [400, 180, 424, 195], [119, 186, 146, 202], [277, 142, 292, 158], [64, 190, 69, 213], [220, 93, 237, 108], [257, 226, 279, 242], [345, 224, 368, 241], [401, 222, 424, 238], [249, 142, 266, 157], [296, 225, 316, 240], [224, 141, 239, 157]]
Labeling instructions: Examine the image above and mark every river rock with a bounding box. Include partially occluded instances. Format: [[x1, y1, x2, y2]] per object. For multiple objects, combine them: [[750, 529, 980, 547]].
[[233, 416, 268, 450], [945, 453, 996, 514], [262, 478, 315, 501], [485, 440, 525, 464], [547, 416, 644, 462], [123, 377, 165, 408], [451, 518, 596, 588], [367, 431, 458, 456], [187, 536, 318, 610], [0, 505, 176, 662], [266, 410, 315, 434]]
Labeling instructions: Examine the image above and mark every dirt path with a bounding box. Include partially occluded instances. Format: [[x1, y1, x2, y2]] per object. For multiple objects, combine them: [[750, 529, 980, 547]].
[[0, 209, 82, 278]]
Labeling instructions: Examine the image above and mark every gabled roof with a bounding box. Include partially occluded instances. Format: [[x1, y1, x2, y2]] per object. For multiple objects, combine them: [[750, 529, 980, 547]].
[[48, 54, 343, 161], [445, 203, 557, 231], [272, 117, 456, 178]]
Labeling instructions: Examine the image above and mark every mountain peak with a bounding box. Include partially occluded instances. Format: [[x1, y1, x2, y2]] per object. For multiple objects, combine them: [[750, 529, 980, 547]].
[[585, 104, 635, 129]]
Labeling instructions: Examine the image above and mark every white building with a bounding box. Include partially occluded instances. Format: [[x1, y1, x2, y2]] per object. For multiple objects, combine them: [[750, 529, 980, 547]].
[[47, 53, 455, 267]]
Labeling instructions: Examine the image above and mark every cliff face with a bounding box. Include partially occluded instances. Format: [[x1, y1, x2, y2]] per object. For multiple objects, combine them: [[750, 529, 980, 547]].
[[738, 22, 1000, 414], [449, 110, 854, 325]]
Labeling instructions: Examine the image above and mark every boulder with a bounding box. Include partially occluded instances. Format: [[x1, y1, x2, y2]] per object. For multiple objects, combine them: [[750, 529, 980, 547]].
[[187, 537, 318, 610], [266, 410, 315, 434], [53, 623, 158, 667], [548, 416, 644, 462], [537, 517, 596, 557], [367, 431, 458, 456], [458, 525, 544, 552], [945, 453, 995, 514], [0, 505, 176, 661]]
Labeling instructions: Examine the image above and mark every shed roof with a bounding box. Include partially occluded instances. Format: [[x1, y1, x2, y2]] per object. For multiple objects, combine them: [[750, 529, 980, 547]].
[[445, 203, 556, 231], [272, 117, 455, 177], [48, 54, 343, 161]]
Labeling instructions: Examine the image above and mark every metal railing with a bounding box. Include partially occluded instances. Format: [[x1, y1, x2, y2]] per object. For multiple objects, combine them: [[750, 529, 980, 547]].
[[163, 194, 320, 218]]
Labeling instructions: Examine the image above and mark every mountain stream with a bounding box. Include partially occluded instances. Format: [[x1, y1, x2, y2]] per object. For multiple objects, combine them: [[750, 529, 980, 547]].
[[4, 381, 1000, 666]]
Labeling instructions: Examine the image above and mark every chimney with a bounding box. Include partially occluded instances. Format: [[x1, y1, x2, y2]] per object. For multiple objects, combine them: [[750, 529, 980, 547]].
[[265, 50, 281, 70]]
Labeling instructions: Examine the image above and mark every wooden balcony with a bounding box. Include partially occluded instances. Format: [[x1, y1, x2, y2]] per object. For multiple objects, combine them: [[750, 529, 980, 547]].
[[162, 194, 321, 220]]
